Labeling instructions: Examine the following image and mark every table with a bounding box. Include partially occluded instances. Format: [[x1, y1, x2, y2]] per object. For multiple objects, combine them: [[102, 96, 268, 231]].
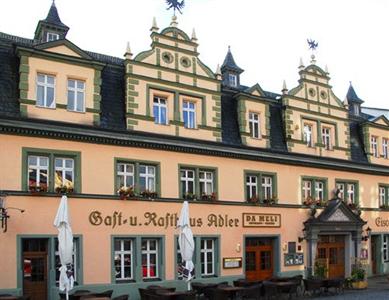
[[217, 286, 244, 300], [273, 281, 299, 299]]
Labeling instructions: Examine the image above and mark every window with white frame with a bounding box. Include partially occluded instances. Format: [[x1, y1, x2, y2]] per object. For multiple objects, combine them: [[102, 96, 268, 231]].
[[249, 112, 260, 138], [67, 79, 85, 112], [180, 169, 195, 196], [302, 180, 312, 200], [153, 96, 168, 125], [200, 239, 215, 276], [384, 235, 389, 262], [47, 32, 59, 42], [36, 73, 55, 108], [322, 127, 331, 150], [354, 104, 360, 116], [28, 156, 49, 189], [183, 101, 196, 129], [383, 138, 388, 159], [139, 165, 155, 192], [315, 181, 324, 201], [117, 163, 134, 188], [261, 176, 273, 200], [246, 175, 257, 200], [346, 183, 356, 203], [55, 238, 77, 282], [379, 186, 386, 208], [54, 158, 74, 189], [199, 171, 213, 195], [371, 136, 378, 157], [141, 239, 159, 279], [303, 124, 313, 147], [114, 238, 133, 281], [336, 183, 345, 200], [229, 74, 237, 87]]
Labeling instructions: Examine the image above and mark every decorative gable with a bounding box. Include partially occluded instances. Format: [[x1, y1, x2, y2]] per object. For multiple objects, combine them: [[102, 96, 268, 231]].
[[245, 84, 265, 97], [34, 39, 92, 59], [372, 116, 389, 127], [326, 208, 351, 222]]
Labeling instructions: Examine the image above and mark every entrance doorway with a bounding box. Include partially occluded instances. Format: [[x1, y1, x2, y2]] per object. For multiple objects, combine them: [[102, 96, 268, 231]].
[[316, 235, 345, 278], [22, 239, 48, 300], [371, 235, 378, 275], [245, 238, 273, 281]]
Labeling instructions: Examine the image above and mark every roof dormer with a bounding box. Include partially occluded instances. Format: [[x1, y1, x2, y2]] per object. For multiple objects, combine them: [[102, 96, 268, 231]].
[[221, 47, 244, 88], [34, 1, 69, 43], [346, 83, 364, 116]]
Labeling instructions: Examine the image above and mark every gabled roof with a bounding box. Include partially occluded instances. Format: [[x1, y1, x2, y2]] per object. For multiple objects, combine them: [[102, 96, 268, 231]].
[[370, 115, 389, 126], [221, 47, 244, 74], [346, 83, 364, 104], [34, 39, 92, 60], [42, 1, 69, 29], [244, 83, 265, 96]]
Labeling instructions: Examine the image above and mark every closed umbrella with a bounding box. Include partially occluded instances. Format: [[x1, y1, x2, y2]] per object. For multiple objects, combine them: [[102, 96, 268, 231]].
[[177, 201, 195, 290], [54, 195, 74, 300]]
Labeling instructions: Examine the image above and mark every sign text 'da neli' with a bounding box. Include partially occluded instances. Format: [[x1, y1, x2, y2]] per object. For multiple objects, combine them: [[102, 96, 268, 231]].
[[242, 213, 281, 228]]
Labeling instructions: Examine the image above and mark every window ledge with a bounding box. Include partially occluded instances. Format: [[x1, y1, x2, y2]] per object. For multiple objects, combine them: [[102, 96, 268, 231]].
[[67, 109, 86, 114], [36, 104, 56, 110], [142, 277, 162, 282]]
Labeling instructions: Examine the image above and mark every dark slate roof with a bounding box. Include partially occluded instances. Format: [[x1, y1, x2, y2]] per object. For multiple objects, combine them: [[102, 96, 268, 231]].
[[346, 84, 364, 104], [269, 104, 287, 151], [43, 2, 69, 29], [221, 47, 244, 74], [361, 107, 389, 120], [349, 121, 368, 163], [221, 91, 242, 145]]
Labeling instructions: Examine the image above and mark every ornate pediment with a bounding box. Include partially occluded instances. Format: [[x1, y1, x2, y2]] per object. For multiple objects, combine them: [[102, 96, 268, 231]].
[[327, 209, 351, 222]]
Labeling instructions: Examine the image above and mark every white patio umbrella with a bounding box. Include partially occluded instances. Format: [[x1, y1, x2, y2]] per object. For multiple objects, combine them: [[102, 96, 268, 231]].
[[177, 201, 195, 290], [54, 195, 74, 300]]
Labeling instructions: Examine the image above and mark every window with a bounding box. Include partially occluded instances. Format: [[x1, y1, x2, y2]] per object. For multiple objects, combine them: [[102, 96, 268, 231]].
[[383, 138, 388, 159], [54, 158, 74, 190], [24, 149, 80, 193], [114, 238, 134, 282], [36, 74, 55, 108], [47, 32, 59, 42], [67, 79, 85, 112], [379, 186, 386, 207], [303, 124, 313, 147], [249, 112, 260, 138], [117, 163, 134, 189], [336, 183, 344, 200], [347, 184, 355, 203], [181, 169, 195, 196], [228, 74, 237, 87], [199, 171, 213, 195], [371, 136, 378, 157], [115, 160, 159, 195], [322, 127, 331, 150], [153, 96, 168, 125], [302, 180, 312, 200], [246, 175, 257, 200], [180, 166, 217, 199], [302, 178, 327, 202], [336, 181, 358, 204], [183, 101, 196, 129], [245, 172, 276, 202], [139, 165, 156, 192], [354, 104, 360, 116], [55, 238, 78, 283], [141, 239, 159, 279], [28, 156, 49, 190], [384, 235, 389, 262], [200, 239, 215, 276], [262, 176, 273, 200]]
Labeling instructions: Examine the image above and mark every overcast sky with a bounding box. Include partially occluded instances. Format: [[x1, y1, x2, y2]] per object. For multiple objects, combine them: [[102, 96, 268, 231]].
[[1, 0, 388, 109]]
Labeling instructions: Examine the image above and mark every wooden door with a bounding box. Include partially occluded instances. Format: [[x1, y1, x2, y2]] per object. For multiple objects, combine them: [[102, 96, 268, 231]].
[[23, 240, 48, 300], [317, 235, 345, 279], [245, 243, 273, 281]]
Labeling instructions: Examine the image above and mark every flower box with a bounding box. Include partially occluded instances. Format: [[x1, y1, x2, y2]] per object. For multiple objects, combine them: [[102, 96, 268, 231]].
[[55, 186, 74, 194], [201, 192, 217, 201], [117, 186, 135, 200], [29, 184, 48, 194], [352, 281, 368, 289]]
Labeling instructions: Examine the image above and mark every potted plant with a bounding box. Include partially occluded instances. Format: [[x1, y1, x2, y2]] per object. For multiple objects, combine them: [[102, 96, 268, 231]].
[[117, 186, 135, 200], [262, 195, 277, 205], [201, 192, 217, 201], [140, 189, 157, 199], [303, 196, 314, 206], [314, 260, 328, 279], [248, 194, 259, 204], [55, 184, 74, 194], [29, 183, 48, 194], [351, 259, 368, 289], [183, 193, 196, 200]]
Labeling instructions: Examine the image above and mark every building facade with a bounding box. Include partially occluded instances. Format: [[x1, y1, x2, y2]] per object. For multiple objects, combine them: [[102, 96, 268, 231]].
[[0, 3, 389, 300]]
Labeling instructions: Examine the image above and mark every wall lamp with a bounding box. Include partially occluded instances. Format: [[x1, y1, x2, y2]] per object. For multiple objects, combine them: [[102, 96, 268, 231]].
[[0, 195, 25, 233], [298, 228, 307, 243], [362, 226, 372, 241]]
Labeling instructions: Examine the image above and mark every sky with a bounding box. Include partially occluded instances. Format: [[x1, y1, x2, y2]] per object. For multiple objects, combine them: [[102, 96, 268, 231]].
[[1, 0, 389, 109]]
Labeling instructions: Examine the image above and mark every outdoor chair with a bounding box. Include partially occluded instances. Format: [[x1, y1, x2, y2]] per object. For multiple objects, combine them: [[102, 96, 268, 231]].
[[139, 288, 150, 300], [262, 281, 279, 300], [192, 282, 206, 297], [112, 295, 129, 300], [303, 279, 323, 296], [323, 278, 344, 294], [93, 290, 114, 298], [176, 291, 197, 300], [204, 288, 229, 300], [241, 283, 262, 300]]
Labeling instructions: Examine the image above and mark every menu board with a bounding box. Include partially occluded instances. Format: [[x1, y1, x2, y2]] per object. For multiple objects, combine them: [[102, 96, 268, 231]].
[[284, 253, 304, 266]]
